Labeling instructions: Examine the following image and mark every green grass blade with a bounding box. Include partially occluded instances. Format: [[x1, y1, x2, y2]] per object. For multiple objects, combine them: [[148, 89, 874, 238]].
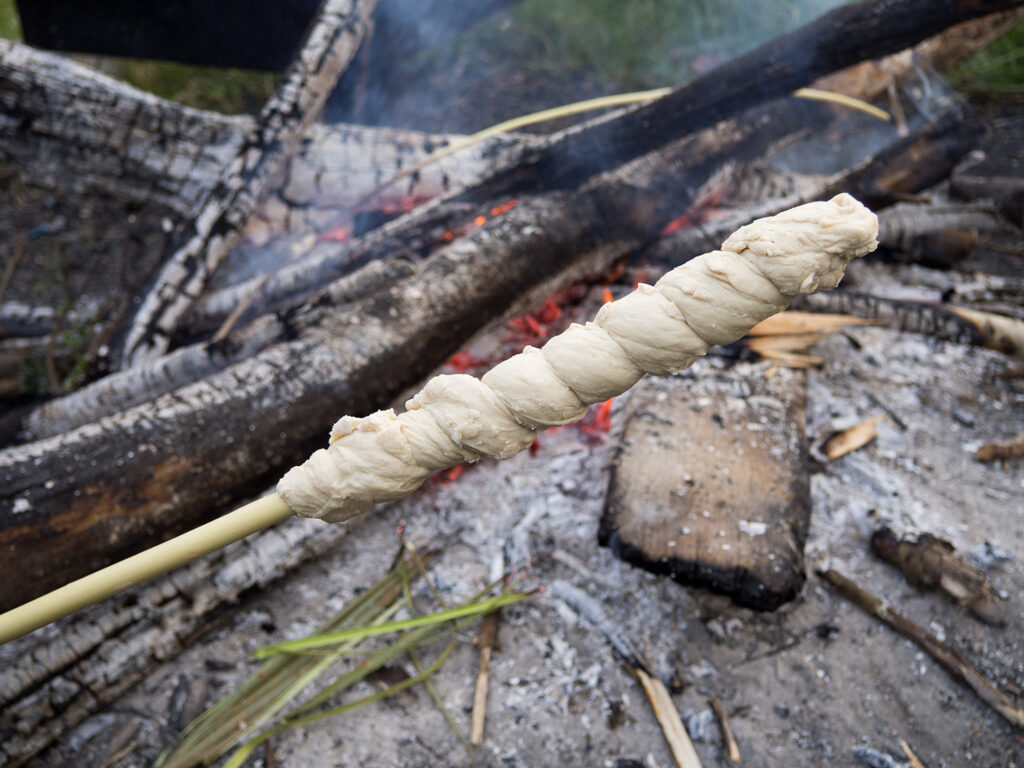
[[255, 591, 532, 657]]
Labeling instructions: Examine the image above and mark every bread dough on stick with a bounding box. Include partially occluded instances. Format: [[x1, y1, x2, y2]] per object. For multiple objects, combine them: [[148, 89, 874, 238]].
[[278, 193, 878, 522]]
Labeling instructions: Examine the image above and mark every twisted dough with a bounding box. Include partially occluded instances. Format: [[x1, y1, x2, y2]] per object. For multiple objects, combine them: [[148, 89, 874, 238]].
[[278, 193, 878, 522]]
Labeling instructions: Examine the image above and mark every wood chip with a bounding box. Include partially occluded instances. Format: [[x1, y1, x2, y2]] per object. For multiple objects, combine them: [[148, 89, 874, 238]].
[[744, 312, 878, 369], [747, 311, 879, 336], [974, 433, 1024, 462], [601, 368, 811, 610], [900, 738, 927, 768], [636, 667, 704, 768], [824, 414, 886, 460]]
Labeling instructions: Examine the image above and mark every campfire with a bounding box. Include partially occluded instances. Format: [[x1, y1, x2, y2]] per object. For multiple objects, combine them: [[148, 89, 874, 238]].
[[2, 1, 1024, 766]]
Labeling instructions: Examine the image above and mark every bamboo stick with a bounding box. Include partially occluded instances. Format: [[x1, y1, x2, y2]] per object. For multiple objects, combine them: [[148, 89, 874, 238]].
[[0, 493, 293, 644]]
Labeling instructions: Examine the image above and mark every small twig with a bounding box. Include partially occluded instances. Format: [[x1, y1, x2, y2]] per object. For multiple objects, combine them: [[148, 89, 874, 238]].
[[636, 668, 704, 768], [974, 433, 1024, 462], [708, 697, 741, 764], [818, 569, 1024, 729], [211, 276, 270, 343], [0, 233, 25, 303], [899, 738, 926, 768], [263, 739, 278, 768], [470, 610, 499, 745]]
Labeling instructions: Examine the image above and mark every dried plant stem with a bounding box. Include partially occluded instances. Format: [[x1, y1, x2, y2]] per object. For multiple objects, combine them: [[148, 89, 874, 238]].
[[0, 493, 293, 645], [636, 668, 704, 768], [818, 569, 1024, 729], [900, 739, 927, 768], [708, 697, 741, 764]]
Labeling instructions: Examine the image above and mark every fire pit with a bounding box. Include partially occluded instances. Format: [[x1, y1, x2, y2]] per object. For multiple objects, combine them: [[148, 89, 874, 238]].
[[1, 1, 1023, 766]]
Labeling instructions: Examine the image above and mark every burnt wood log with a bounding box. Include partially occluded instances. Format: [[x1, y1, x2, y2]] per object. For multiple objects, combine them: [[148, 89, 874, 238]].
[[638, 101, 983, 276], [118, 0, 377, 368], [11, 94, 827, 446], [820, 112, 982, 208], [599, 365, 811, 611], [792, 291, 1024, 358], [449, 0, 1024, 204], [17, 259, 414, 442], [0, 40, 248, 217], [0, 37, 529, 221]]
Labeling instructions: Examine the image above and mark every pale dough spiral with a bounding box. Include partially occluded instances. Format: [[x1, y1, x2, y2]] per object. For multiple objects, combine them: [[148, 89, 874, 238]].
[[278, 193, 878, 522]]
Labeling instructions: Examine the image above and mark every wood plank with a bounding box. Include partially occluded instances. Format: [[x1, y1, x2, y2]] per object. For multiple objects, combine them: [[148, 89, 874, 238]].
[[599, 362, 810, 610]]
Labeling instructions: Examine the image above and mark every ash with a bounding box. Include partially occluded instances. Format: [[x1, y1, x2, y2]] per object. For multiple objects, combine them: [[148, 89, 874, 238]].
[[38, 259, 1024, 767]]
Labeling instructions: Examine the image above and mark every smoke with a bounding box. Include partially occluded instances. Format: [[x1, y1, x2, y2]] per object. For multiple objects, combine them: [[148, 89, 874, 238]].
[[327, 0, 850, 134]]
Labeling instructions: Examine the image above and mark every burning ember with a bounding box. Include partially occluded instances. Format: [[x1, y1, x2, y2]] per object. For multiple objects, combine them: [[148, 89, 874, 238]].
[[659, 184, 727, 237], [441, 198, 519, 244]]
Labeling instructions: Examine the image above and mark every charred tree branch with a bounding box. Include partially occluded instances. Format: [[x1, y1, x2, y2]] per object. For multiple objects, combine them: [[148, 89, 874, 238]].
[[118, 0, 378, 367]]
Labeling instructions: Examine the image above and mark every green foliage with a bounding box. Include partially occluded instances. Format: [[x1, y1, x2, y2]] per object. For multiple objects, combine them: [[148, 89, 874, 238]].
[[950, 18, 1024, 100], [474, 0, 848, 91], [110, 60, 277, 115], [157, 547, 531, 768], [0, 0, 20, 39]]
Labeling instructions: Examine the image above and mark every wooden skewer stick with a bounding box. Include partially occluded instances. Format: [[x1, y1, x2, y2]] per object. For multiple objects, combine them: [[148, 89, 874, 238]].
[[899, 738, 927, 768], [0, 494, 292, 645]]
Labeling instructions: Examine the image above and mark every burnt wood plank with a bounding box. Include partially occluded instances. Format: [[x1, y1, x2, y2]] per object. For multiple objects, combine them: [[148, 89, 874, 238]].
[[600, 363, 811, 610]]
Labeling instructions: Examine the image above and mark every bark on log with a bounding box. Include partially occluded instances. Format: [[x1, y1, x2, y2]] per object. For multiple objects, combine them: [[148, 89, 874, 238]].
[[599, 365, 811, 611], [119, 0, 377, 368], [0, 39, 527, 218], [0, 40, 249, 217]]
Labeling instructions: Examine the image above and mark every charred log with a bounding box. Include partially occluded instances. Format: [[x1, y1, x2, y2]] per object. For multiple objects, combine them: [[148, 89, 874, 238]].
[[791, 291, 1024, 358], [118, 0, 377, 367], [455, 0, 1024, 202], [0, 39, 528, 220], [0, 40, 248, 217], [820, 112, 982, 208], [16, 259, 414, 442]]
